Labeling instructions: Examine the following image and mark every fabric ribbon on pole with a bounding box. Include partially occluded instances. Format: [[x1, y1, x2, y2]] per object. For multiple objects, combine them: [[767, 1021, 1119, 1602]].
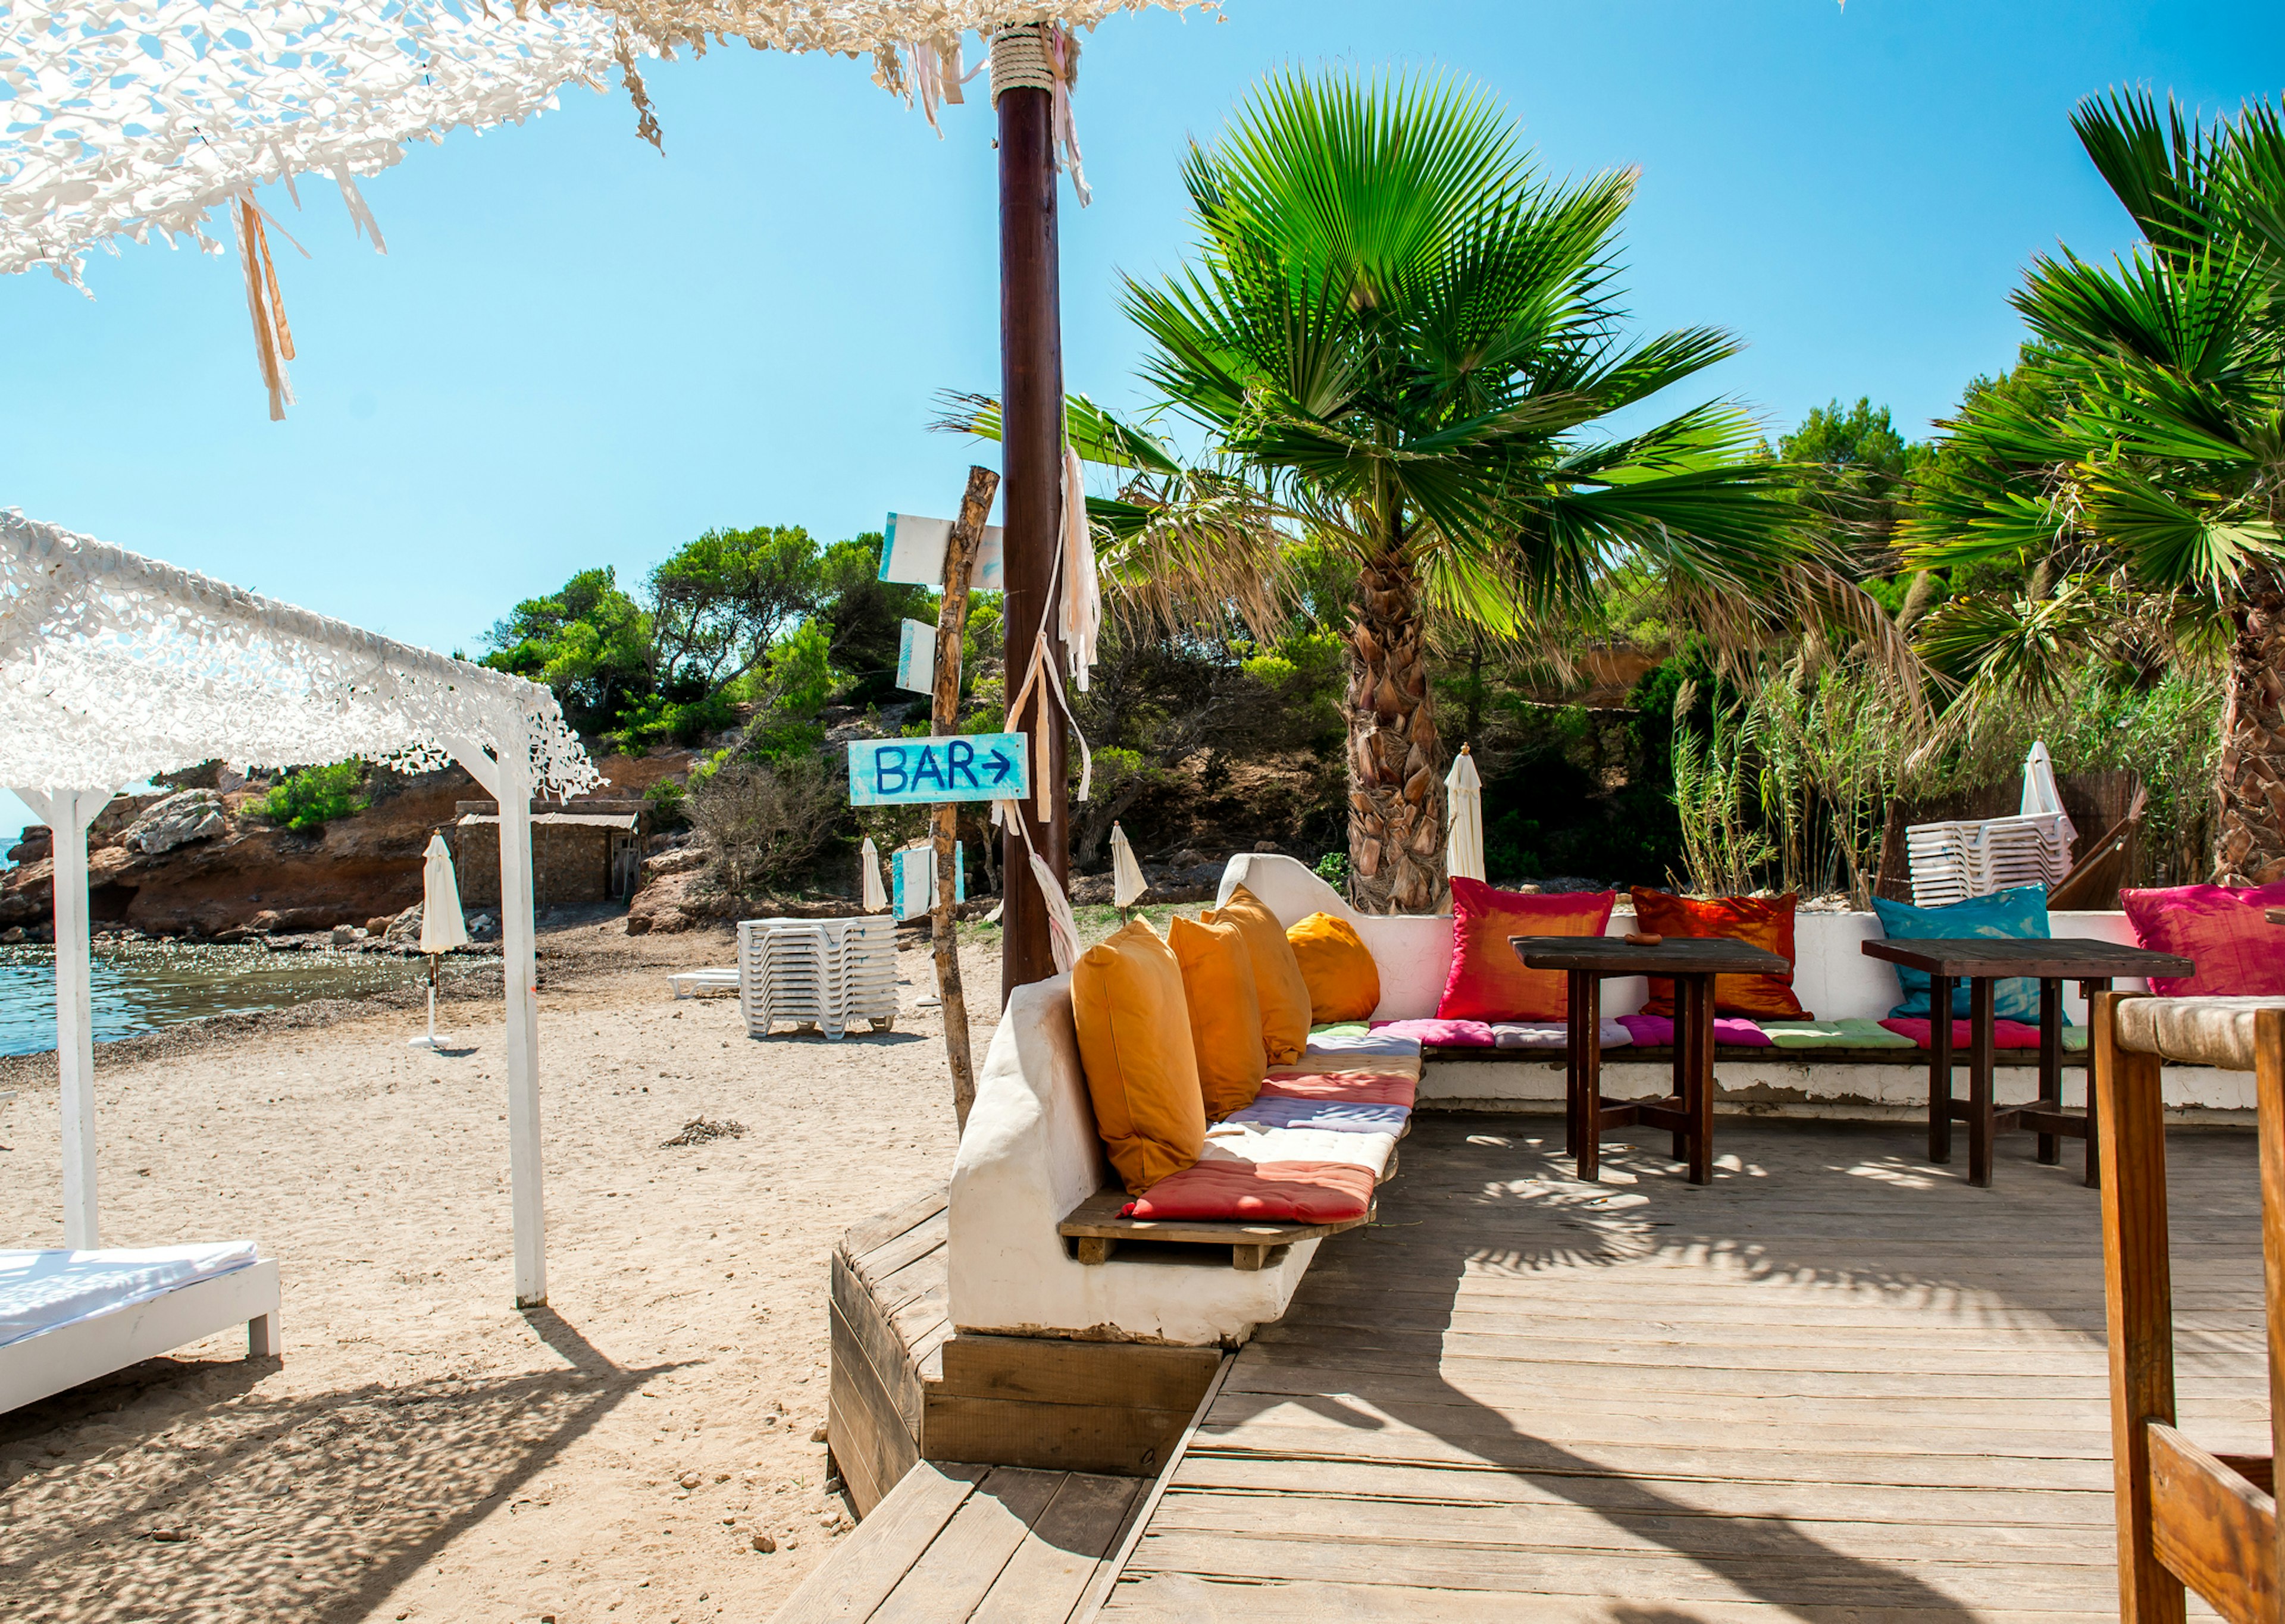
[[231, 190, 299, 422], [990, 23, 1090, 206], [991, 797, 1081, 974]]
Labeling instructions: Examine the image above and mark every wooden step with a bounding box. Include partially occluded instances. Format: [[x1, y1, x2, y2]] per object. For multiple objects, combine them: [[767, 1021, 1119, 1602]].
[[769, 1460, 1144, 1624]]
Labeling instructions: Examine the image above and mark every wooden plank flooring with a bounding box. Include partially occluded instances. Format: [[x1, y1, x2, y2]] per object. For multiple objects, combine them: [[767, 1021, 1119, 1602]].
[[772, 1461, 1143, 1624], [1098, 1114, 2263, 1620]]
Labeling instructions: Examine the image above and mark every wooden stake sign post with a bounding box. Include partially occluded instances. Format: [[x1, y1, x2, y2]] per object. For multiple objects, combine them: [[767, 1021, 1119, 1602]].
[[931, 468, 997, 1126]]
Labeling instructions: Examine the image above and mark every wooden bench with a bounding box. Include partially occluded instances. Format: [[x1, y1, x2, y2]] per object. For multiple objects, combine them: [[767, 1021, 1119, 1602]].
[[1056, 1188, 1373, 1271]]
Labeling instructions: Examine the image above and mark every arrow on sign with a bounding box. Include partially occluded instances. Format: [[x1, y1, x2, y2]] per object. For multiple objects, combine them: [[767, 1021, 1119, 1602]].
[[985, 746, 1016, 786]]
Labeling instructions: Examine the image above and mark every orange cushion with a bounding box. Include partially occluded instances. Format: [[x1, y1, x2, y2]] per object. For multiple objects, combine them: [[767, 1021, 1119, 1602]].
[[1166, 914, 1267, 1120], [1285, 911, 1382, 1024], [1436, 876, 1616, 1022], [1202, 885, 1313, 1065], [1072, 920, 1208, 1194], [1630, 889, 1809, 1020]]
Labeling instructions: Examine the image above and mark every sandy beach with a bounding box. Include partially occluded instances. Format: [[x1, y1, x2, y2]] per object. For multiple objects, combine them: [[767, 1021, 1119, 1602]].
[[0, 918, 996, 1623]]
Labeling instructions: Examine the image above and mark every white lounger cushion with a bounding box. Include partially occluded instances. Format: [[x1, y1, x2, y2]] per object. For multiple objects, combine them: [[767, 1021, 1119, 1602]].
[[1200, 1121, 1399, 1180], [1304, 1032, 1422, 1059], [0, 1242, 259, 1349], [2114, 996, 2285, 1073]]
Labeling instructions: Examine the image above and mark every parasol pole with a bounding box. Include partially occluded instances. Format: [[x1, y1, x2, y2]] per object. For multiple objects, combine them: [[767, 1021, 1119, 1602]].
[[996, 25, 1070, 1004]]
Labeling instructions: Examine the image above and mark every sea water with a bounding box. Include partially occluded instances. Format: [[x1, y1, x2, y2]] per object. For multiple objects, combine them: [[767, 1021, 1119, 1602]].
[[0, 942, 489, 1058]]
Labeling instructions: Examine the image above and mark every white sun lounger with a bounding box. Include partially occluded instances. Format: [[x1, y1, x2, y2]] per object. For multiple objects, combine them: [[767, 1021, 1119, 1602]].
[[668, 967, 740, 999], [0, 1243, 280, 1415]]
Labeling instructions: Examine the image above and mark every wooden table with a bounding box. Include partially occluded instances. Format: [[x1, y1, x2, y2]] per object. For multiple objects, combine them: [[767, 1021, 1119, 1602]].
[[1510, 935, 1787, 1185], [1859, 938, 2193, 1189]]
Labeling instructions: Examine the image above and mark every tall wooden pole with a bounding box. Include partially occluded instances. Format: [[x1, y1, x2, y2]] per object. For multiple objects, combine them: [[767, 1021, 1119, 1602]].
[[997, 60, 1069, 1004], [934, 465, 1000, 1129]]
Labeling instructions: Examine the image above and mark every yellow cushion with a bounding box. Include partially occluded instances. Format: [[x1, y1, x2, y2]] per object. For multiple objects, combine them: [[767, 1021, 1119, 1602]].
[[1167, 914, 1267, 1120], [1285, 911, 1382, 1024], [1072, 920, 1207, 1194], [1202, 885, 1313, 1066]]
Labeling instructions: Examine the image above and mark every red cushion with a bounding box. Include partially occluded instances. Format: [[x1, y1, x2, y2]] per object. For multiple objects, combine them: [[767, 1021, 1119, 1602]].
[[2120, 883, 2285, 996], [1437, 877, 1616, 1023], [1259, 1071, 1417, 1107], [1879, 1018, 2045, 1049], [1122, 1159, 1376, 1222], [1629, 890, 1808, 1020]]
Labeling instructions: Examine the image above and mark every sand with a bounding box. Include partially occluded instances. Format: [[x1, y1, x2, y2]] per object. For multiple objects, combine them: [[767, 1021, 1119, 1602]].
[[0, 917, 1001, 1623]]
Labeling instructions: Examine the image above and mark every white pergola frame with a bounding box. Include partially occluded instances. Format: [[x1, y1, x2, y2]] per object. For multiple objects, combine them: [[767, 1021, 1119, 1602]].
[[2, 510, 599, 1306]]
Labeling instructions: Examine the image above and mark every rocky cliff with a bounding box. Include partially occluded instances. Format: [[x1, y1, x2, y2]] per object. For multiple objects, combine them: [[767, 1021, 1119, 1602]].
[[1, 750, 699, 940]]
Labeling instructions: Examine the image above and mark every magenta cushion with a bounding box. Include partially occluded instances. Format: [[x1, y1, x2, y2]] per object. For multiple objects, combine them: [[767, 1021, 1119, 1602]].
[[1370, 1017, 1496, 1048], [1878, 1017, 2045, 1049], [2120, 883, 2285, 996], [1615, 1014, 1773, 1048]]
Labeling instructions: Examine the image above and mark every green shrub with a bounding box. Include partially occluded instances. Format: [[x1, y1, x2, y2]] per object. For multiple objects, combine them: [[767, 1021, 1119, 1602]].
[[644, 777, 688, 831], [262, 761, 368, 831], [1313, 851, 1349, 887]]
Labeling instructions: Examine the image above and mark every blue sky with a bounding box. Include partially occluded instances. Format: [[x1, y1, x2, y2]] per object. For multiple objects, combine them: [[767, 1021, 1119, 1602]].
[[3, 0, 2279, 833]]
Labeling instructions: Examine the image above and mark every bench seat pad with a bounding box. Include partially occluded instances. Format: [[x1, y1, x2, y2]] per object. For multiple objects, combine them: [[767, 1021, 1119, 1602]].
[[1371, 1018, 1496, 1047], [1123, 1159, 1376, 1223], [1304, 1032, 1422, 1059], [1201, 1122, 1398, 1180], [1493, 1020, 1633, 1051], [1762, 1017, 1918, 1049], [1272, 1053, 1420, 1080], [2115, 995, 2285, 1071], [1880, 1017, 2046, 1049], [1259, 1070, 1417, 1108], [1224, 1096, 1411, 1135], [1619, 1014, 1774, 1048]]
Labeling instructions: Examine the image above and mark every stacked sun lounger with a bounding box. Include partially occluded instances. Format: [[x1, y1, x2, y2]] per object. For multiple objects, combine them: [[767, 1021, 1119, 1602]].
[[1905, 812, 2074, 907], [737, 917, 897, 1039]]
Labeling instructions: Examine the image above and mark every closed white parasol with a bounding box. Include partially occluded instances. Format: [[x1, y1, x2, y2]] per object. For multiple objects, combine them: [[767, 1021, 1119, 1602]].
[[1111, 821, 1147, 910], [1444, 745, 1485, 890], [411, 832, 469, 1051], [420, 833, 471, 953], [860, 837, 890, 911]]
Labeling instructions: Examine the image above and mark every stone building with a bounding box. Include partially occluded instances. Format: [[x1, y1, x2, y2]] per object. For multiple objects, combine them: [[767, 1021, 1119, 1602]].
[[448, 801, 644, 910]]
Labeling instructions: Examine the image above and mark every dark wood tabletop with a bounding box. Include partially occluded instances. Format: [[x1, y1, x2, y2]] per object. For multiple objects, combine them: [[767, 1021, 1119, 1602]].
[[2268, 908, 2285, 926], [1860, 936, 2193, 980], [1511, 935, 1788, 977]]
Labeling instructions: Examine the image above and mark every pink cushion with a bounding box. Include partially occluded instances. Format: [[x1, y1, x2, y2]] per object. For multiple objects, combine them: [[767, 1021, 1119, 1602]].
[[1615, 1014, 1773, 1048], [1122, 1159, 1376, 1222], [2121, 883, 2285, 996], [1879, 1018, 2044, 1049], [1259, 1071, 1418, 1108], [1370, 1017, 1495, 1048]]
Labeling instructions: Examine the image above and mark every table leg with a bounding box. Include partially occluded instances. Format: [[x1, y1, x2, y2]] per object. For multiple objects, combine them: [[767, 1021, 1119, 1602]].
[[2037, 978, 2063, 1166], [1563, 970, 1582, 1158], [1688, 974, 1715, 1186], [1577, 971, 1602, 1183], [1671, 974, 1694, 1167], [2079, 978, 2111, 1189], [1969, 977, 1996, 1188], [1929, 974, 1955, 1164]]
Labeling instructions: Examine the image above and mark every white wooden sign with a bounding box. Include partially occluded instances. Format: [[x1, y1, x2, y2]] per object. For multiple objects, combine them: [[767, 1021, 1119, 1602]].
[[891, 842, 965, 920], [879, 512, 1003, 590], [895, 618, 937, 695]]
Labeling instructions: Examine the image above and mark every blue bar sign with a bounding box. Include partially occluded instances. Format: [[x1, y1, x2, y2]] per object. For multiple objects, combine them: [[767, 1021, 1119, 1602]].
[[848, 733, 1028, 806]]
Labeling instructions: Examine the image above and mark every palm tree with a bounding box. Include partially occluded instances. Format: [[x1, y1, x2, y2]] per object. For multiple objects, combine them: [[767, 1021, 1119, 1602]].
[[1904, 90, 2285, 883], [1118, 71, 1817, 911]]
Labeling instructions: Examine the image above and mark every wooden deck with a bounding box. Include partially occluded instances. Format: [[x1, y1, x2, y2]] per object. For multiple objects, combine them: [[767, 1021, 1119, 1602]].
[[1095, 1112, 2264, 1620]]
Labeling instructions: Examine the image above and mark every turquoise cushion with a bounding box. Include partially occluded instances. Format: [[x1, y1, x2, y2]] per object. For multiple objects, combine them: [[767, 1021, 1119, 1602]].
[[1870, 885, 2051, 1022]]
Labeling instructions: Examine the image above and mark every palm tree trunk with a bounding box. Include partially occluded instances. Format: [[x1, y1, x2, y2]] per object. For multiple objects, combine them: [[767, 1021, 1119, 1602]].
[[1347, 541, 1445, 913], [2214, 566, 2285, 884]]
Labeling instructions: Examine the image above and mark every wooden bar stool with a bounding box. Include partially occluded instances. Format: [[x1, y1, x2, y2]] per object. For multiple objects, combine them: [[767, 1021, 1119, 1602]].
[[2096, 990, 2285, 1622]]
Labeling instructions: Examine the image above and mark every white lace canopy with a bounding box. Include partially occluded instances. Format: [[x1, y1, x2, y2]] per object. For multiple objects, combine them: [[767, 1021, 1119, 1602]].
[[0, 510, 599, 798], [0, 0, 636, 285]]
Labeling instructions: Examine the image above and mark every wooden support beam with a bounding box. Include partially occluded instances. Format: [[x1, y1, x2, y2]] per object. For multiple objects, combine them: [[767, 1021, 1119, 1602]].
[[932, 465, 999, 1131], [996, 65, 1067, 1004]]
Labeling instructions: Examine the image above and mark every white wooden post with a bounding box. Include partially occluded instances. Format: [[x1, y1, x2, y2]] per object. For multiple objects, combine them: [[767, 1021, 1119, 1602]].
[[494, 728, 546, 1308], [12, 786, 115, 1249], [443, 717, 548, 1309]]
